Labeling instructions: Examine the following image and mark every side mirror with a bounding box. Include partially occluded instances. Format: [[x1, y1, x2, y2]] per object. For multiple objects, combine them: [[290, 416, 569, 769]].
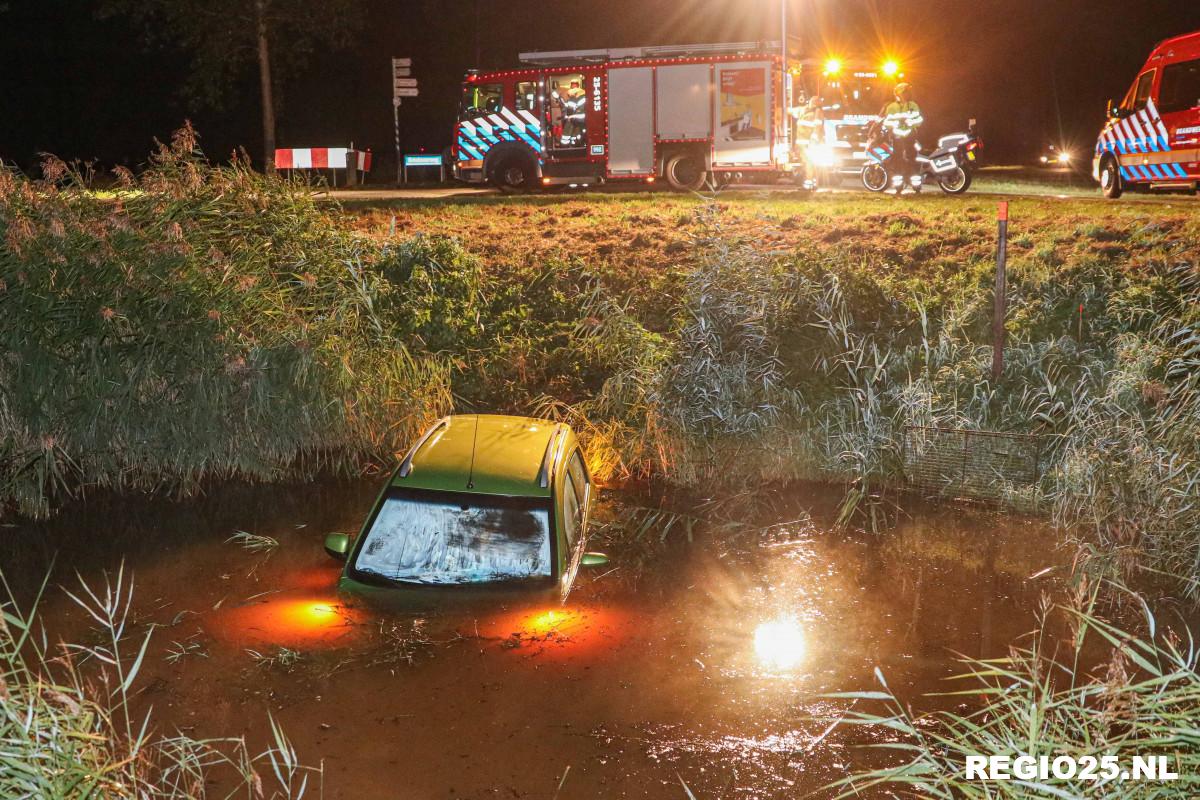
[[581, 552, 609, 568], [324, 532, 351, 561], [1107, 100, 1123, 119]]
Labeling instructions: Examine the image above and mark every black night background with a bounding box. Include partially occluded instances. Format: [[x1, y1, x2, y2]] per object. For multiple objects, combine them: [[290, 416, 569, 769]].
[[4, 0, 1200, 173]]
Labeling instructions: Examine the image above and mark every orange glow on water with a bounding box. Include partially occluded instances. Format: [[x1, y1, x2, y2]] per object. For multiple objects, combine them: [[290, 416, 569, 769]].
[[211, 594, 363, 648], [481, 604, 631, 659], [525, 609, 580, 635]]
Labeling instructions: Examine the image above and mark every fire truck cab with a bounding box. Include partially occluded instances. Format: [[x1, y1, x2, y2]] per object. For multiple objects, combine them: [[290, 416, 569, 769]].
[[452, 42, 795, 191], [789, 57, 903, 180], [1095, 29, 1200, 198]]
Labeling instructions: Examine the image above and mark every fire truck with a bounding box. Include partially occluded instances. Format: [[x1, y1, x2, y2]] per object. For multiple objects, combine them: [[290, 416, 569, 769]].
[[1094, 29, 1200, 199], [789, 57, 905, 181], [452, 42, 802, 191]]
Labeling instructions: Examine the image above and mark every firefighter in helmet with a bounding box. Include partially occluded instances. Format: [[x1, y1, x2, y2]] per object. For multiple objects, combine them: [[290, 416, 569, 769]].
[[793, 96, 825, 143], [879, 82, 924, 194], [560, 79, 587, 146]]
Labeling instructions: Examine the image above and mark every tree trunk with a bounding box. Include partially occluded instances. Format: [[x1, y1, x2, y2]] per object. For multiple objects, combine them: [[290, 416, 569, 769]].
[[254, 0, 276, 172]]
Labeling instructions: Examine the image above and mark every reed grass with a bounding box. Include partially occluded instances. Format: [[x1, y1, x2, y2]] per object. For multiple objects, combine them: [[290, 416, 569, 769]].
[[0, 126, 450, 518], [562, 202, 1200, 591], [0, 565, 319, 798], [820, 582, 1200, 799]]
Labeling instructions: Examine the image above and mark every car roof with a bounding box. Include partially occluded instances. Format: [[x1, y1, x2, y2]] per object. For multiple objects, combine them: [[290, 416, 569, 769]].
[[391, 414, 566, 498]]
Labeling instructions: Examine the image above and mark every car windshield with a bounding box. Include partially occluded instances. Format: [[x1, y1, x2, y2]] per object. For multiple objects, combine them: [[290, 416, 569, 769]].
[[825, 74, 890, 116], [352, 489, 552, 585]]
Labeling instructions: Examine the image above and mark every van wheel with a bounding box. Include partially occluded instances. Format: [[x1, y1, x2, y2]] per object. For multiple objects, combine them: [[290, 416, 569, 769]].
[[1100, 158, 1123, 199], [491, 155, 536, 193], [665, 153, 707, 192]]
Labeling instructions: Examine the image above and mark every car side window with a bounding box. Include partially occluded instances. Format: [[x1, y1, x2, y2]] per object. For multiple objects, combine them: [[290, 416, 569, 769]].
[[1127, 70, 1156, 112], [562, 473, 582, 549], [567, 450, 589, 507], [1160, 59, 1200, 115]]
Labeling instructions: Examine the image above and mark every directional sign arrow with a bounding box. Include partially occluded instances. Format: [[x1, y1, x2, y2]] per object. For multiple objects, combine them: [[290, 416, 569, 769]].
[[394, 87, 419, 98], [392, 57, 412, 67], [394, 78, 418, 88]]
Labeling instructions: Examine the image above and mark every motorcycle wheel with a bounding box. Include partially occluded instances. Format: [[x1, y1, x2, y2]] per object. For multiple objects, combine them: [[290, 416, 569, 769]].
[[938, 166, 972, 195], [862, 163, 889, 193]]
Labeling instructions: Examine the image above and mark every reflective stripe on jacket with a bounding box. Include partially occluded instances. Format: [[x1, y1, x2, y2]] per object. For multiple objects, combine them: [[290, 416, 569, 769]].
[[881, 100, 924, 138]]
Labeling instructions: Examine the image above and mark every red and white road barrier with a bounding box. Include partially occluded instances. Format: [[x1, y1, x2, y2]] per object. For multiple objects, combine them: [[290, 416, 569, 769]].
[[274, 148, 372, 172]]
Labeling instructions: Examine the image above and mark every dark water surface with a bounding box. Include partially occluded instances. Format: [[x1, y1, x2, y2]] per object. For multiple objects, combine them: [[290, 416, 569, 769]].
[[1, 479, 1074, 799]]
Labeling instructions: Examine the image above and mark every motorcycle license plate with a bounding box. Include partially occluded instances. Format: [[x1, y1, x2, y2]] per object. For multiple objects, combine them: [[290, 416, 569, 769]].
[[967, 151, 977, 161]]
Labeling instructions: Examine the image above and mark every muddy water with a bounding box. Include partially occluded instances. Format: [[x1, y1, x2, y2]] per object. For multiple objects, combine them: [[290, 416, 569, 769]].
[[2, 480, 1072, 799]]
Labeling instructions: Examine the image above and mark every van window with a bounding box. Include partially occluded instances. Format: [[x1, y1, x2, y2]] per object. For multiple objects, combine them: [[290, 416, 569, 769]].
[[1126, 70, 1156, 112], [1160, 60, 1200, 114]]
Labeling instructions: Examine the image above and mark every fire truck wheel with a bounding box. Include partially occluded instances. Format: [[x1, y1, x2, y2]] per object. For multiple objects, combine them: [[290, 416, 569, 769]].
[[1099, 158, 1123, 199], [491, 155, 536, 193], [664, 153, 708, 192]]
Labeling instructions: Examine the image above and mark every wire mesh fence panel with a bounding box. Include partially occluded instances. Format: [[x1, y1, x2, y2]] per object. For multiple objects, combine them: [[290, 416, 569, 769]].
[[902, 426, 1051, 505]]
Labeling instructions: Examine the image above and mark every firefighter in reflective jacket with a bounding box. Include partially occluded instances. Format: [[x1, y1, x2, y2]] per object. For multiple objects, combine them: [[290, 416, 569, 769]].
[[879, 83, 924, 193], [561, 80, 587, 146]]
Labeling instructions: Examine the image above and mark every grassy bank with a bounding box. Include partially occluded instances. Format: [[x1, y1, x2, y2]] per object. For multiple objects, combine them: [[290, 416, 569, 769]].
[[0, 129, 451, 518], [352, 190, 1200, 595], [4, 137, 1199, 593]]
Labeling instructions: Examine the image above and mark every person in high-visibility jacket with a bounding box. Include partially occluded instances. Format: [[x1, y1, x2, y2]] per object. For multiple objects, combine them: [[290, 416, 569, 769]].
[[879, 82, 924, 193], [561, 80, 588, 146]]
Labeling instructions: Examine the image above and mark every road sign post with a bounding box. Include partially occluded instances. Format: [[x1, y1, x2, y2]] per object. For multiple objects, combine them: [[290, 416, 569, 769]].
[[391, 58, 417, 185]]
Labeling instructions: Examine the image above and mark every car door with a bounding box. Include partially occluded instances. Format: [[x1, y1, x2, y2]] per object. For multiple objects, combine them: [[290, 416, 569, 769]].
[[1157, 57, 1200, 180], [557, 449, 591, 600]]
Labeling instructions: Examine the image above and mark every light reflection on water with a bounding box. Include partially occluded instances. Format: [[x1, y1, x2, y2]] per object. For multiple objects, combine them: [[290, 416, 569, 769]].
[[0, 479, 1076, 799], [753, 618, 806, 671]]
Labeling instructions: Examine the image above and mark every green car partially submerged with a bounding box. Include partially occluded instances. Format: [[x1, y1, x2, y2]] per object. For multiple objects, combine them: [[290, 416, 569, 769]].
[[324, 414, 606, 602]]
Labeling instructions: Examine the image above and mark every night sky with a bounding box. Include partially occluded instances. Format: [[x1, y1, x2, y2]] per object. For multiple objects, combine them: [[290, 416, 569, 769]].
[[3, 0, 1200, 175]]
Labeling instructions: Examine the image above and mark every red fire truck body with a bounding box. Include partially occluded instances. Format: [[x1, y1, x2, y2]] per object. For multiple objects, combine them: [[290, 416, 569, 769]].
[[451, 43, 796, 191]]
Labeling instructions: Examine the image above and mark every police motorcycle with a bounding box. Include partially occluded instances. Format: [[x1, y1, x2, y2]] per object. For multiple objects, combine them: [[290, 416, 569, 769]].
[[861, 120, 982, 195]]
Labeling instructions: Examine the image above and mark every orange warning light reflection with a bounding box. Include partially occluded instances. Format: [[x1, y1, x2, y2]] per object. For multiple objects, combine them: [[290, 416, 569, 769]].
[[212, 595, 362, 649]]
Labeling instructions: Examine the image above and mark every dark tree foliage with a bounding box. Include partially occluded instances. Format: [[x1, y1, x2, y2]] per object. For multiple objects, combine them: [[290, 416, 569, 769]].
[[101, 0, 362, 169]]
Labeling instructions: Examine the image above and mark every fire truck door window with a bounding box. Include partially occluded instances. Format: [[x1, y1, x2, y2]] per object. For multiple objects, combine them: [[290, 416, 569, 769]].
[[1124, 70, 1156, 112], [1160, 60, 1200, 114], [461, 83, 503, 120], [549, 74, 587, 148], [515, 81, 539, 112]]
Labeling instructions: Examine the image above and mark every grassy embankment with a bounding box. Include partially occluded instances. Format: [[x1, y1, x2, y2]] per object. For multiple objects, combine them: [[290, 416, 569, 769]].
[[3, 135, 1200, 796], [354, 190, 1200, 585]]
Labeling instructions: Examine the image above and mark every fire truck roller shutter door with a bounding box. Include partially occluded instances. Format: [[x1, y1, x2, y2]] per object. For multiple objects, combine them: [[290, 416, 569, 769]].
[[607, 67, 655, 175], [656, 64, 713, 140]]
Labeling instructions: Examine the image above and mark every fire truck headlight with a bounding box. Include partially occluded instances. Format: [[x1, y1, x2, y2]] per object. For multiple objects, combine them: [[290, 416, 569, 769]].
[[882, 60, 900, 77], [823, 58, 842, 76], [1059, 151, 1072, 163]]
